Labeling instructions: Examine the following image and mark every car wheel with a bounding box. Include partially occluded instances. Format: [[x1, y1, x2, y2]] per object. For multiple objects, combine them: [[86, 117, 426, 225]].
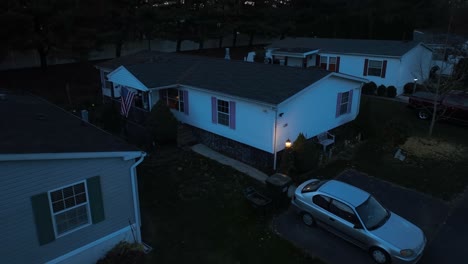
[[418, 110, 429, 120], [370, 247, 390, 264], [301, 212, 316, 227]]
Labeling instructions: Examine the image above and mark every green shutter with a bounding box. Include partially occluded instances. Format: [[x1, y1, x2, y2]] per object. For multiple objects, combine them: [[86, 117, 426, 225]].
[[31, 193, 55, 245], [87, 176, 105, 224]]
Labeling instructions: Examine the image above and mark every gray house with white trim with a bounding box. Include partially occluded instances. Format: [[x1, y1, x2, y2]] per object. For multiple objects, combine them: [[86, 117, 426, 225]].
[[0, 91, 146, 264], [96, 52, 366, 172]]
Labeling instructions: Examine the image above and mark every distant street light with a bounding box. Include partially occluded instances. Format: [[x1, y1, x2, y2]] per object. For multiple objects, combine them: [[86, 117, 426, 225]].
[[285, 139, 292, 148]]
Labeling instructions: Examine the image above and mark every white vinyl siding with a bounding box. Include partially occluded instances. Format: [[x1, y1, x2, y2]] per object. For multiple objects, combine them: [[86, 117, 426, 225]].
[[0, 158, 136, 264]]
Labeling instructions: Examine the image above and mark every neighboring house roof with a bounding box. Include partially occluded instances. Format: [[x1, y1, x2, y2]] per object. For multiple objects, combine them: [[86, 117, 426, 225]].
[[0, 91, 140, 154], [267, 38, 423, 57], [95, 50, 164, 71], [112, 52, 337, 104]]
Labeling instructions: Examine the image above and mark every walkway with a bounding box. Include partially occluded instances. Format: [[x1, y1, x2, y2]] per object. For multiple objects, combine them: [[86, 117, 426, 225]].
[[191, 144, 268, 183]]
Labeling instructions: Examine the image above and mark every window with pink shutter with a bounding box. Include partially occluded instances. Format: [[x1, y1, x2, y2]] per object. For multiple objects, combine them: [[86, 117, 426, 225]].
[[211, 98, 236, 129], [336, 89, 354, 117]]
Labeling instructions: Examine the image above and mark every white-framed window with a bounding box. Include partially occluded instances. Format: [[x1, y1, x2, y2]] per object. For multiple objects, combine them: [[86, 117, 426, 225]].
[[320, 56, 338, 71], [217, 99, 230, 126], [328, 57, 337, 72], [367, 60, 383, 76], [320, 56, 328, 69], [340, 91, 350, 115], [162, 88, 185, 112], [49, 181, 91, 237]]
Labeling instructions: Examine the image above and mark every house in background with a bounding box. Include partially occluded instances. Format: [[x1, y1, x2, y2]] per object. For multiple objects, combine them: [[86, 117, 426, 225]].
[[97, 52, 366, 171], [0, 91, 146, 264], [413, 29, 468, 76], [263, 38, 433, 94]]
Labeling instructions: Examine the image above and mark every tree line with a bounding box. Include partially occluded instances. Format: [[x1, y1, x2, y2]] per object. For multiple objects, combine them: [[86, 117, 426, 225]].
[[0, 0, 465, 68]]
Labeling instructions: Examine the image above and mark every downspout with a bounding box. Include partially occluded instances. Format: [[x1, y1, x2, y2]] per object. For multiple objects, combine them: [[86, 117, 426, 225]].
[[130, 152, 147, 243], [273, 107, 278, 171]]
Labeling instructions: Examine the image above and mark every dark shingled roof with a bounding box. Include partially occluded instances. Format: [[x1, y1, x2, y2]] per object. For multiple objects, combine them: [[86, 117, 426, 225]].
[[95, 50, 164, 70], [122, 53, 332, 104], [0, 91, 140, 154], [267, 38, 423, 57]]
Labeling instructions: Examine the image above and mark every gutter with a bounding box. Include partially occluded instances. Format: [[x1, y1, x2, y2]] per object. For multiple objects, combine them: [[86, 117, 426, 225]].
[[273, 107, 278, 171], [130, 152, 147, 243], [0, 151, 143, 161]]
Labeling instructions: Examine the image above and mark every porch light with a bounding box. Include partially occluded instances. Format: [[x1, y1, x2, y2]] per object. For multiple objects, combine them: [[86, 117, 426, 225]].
[[285, 139, 292, 148], [413, 78, 418, 93]]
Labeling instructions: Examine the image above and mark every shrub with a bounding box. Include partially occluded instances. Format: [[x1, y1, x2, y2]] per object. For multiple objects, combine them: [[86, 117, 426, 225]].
[[362, 81, 377, 95], [291, 133, 321, 175], [403, 82, 414, 94], [97, 241, 144, 264], [146, 100, 178, 145], [377, 85, 387, 96], [386, 86, 397, 98]]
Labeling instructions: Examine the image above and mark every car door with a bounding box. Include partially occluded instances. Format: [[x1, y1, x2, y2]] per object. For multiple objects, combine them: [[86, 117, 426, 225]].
[[309, 194, 332, 226], [327, 199, 369, 249]]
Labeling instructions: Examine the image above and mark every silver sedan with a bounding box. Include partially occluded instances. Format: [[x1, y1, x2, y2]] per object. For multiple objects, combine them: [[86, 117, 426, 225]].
[[291, 179, 426, 264]]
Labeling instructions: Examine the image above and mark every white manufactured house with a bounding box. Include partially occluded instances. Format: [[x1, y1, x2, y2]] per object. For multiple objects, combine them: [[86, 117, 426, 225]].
[[263, 38, 433, 94], [0, 92, 146, 264], [97, 52, 366, 171]]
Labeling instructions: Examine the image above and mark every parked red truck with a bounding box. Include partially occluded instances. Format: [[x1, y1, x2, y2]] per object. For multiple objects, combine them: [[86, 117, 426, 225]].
[[408, 90, 468, 124]]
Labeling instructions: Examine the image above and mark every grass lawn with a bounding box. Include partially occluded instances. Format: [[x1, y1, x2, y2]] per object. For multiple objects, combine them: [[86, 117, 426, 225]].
[[314, 96, 468, 201], [138, 147, 322, 264]]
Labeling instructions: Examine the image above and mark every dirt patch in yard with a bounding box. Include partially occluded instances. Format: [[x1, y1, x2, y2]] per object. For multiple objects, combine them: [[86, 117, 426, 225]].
[[401, 137, 466, 161]]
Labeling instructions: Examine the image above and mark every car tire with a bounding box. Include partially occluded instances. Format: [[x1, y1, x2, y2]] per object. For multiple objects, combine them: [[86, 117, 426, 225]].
[[370, 247, 391, 264], [301, 212, 316, 227], [418, 110, 429, 120]]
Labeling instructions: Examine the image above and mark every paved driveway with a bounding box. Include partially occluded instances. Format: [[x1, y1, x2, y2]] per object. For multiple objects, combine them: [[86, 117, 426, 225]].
[[271, 169, 450, 264], [420, 189, 468, 264]]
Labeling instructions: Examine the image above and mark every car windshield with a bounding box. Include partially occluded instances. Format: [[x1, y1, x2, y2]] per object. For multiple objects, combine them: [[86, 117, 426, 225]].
[[356, 196, 390, 230]]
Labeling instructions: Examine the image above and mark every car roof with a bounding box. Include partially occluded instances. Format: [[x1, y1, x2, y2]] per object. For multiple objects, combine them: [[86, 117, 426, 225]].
[[318, 180, 370, 207]]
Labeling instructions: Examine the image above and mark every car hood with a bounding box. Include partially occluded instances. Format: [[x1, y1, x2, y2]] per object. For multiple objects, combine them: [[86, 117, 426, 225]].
[[370, 212, 425, 251]]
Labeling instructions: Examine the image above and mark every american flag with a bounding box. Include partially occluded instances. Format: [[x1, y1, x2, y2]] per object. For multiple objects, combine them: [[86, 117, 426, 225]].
[[120, 86, 135, 117]]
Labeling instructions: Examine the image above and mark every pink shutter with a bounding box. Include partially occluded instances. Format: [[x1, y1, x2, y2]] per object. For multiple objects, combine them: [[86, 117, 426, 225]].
[[183, 90, 189, 115], [381, 60, 387, 78], [335, 92, 342, 117], [336, 57, 341, 72], [363, 59, 369, 76], [347, 89, 353, 113], [229, 101, 236, 129], [211, 97, 217, 123], [316, 55, 320, 67]]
